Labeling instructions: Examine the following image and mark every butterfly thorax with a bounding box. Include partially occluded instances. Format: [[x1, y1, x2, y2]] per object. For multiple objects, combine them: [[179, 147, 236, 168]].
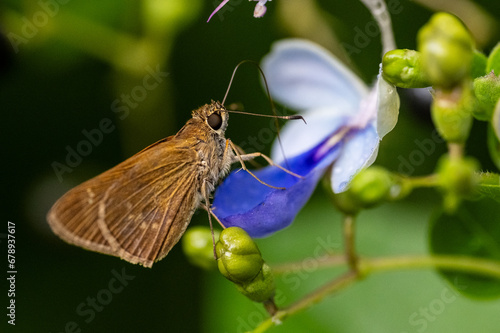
[[175, 101, 234, 197]]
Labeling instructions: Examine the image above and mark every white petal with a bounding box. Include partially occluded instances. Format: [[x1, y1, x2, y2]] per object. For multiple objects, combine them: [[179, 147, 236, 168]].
[[253, 0, 269, 17], [331, 123, 380, 193], [376, 70, 400, 139], [271, 106, 354, 163], [262, 39, 368, 112]]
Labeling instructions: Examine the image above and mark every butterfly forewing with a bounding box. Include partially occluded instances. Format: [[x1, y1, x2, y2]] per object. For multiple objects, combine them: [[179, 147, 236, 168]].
[[48, 135, 203, 268]]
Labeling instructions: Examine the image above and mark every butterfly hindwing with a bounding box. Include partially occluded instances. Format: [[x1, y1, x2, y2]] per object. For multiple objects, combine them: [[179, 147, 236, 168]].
[[48, 136, 202, 268]]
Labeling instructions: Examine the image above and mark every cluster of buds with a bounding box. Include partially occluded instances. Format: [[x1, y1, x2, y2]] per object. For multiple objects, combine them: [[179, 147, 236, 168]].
[[216, 227, 275, 303], [183, 226, 275, 305], [379, 12, 500, 211]]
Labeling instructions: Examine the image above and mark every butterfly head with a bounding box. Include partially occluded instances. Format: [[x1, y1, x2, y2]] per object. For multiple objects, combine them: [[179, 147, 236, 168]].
[[193, 100, 229, 136]]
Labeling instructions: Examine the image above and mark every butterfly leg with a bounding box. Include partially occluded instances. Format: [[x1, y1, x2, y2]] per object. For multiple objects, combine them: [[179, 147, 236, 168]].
[[224, 140, 285, 190], [239, 151, 304, 179], [201, 180, 221, 259], [200, 203, 226, 230], [227, 140, 303, 189], [230, 142, 262, 168]]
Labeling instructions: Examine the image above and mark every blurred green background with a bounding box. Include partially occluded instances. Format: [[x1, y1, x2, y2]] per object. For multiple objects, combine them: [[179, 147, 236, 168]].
[[2, 0, 500, 332]]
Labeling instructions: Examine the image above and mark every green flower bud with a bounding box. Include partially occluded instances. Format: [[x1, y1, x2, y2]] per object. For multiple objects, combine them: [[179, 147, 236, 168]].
[[417, 12, 474, 88], [331, 167, 395, 214], [235, 263, 275, 303], [216, 228, 275, 303], [331, 190, 361, 216], [382, 49, 431, 88], [431, 85, 474, 143], [437, 155, 479, 195], [487, 42, 500, 74], [436, 154, 480, 212], [182, 226, 219, 270], [473, 72, 500, 120], [322, 176, 359, 215], [349, 167, 394, 207], [216, 226, 261, 256], [216, 227, 264, 283]]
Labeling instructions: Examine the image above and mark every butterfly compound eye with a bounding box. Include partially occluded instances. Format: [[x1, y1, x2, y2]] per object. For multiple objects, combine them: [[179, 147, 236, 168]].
[[207, 113, 222, 130]]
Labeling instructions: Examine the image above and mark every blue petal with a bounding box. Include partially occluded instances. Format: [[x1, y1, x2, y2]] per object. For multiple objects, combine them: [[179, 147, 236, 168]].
[[327, 75, 400, 193], [212, 141, 341, 238], [330, 123, 380, 193], [271, 106, 353, 163], [262, 39, 368, 111]]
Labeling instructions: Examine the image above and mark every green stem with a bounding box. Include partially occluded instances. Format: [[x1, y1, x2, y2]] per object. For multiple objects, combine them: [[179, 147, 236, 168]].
[[448, 142, 464, 160], [250, 271, 359, 333], [407, 174, 440, 188], [360, 255, 500, 278], [343, 215, 358, 271], [270, 254, 346, 275], [253, 254, 500, 333], [282, 270, 359, 316]]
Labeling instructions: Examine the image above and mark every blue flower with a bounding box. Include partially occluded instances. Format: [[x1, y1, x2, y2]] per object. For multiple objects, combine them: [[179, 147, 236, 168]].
[[213, 39, 400, 238]]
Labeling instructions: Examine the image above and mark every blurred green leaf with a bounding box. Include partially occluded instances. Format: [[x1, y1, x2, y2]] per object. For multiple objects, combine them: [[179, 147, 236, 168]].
[[476, 171, 500, 202], [471, 50, 487, 79], [429, 198, 500, 299], [487, 124, 500, 172], [487, 42, 500, 74]]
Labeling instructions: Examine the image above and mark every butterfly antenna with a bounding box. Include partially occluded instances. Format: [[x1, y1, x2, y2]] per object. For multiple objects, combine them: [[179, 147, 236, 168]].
[[222, 60, 306, 169]]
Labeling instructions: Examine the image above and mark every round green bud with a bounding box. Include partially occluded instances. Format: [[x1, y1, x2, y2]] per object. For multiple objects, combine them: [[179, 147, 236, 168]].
[[382, 49, 431, 88], [217, 251, 264, 283], [182, 226, 219, 270], [417, 12, 474, 88], [431, 86, 474, 143], [331, 167, 394, 213], [331, 190, 361, 216], [216, 226, 261, 256], [473, 72, 500, 121], [348, 166, 394, 207], [436, 155, 479, 211], [235, 263, 275, 303], [216, 227, 264, 283]]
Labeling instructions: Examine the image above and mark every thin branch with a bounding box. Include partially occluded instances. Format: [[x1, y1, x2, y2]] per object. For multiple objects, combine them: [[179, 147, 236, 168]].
[[252, 254, 500, 332]]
